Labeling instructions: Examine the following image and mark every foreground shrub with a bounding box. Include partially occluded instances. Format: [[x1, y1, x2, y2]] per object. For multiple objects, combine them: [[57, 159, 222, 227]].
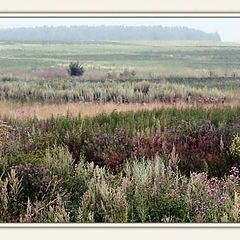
[[0, 169, 22, 222], [11, 162, 63, 203], [2, 153, 240, 222], [77, 155, 240, 223], [83, 128, 133, 169]]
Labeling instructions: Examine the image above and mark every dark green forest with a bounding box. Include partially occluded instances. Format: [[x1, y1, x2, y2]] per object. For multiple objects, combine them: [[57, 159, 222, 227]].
[[0, 25, 221, 41]]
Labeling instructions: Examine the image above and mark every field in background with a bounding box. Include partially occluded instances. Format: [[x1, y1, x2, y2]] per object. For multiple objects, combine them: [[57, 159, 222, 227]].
[[1, 41, 240, 112], [0, 40, 240, 76]]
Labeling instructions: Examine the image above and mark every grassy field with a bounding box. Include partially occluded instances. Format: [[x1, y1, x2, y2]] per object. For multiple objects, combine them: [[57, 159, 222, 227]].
[[1, 40, 240, 76], [2, 40, 240, 223], [1, 41, 240, 109]]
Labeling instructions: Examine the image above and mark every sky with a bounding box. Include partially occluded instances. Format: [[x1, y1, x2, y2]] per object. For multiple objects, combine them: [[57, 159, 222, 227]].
[[0, 18, 239, 42]]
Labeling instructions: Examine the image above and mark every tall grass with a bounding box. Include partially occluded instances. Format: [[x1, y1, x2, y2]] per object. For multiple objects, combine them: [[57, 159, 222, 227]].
[[2, 149, 240, 223], [0, 76, 238, 104], [1, 106, 240, 174], [0, 106, 240, 222]]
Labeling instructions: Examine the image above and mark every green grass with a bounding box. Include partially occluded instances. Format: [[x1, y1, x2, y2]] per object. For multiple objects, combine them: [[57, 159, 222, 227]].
[[1, 40, 240, 75], [0, 40, 239, 104]]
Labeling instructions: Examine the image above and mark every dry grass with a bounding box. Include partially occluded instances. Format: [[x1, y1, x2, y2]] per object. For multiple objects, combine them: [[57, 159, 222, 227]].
[[1, 100, 240, 120]]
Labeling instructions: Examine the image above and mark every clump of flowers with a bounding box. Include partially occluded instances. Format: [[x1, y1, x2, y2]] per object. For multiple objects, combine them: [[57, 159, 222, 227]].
[[11, 162, 62, 202], [84, 128, 133, 169]]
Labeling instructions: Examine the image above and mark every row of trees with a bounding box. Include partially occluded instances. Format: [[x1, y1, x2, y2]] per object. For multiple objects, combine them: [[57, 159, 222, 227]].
[[0, 25, 221, 41]]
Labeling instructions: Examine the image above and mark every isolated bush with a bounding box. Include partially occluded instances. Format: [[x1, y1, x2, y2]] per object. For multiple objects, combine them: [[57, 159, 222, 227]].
[[67, 62, 85, 76]]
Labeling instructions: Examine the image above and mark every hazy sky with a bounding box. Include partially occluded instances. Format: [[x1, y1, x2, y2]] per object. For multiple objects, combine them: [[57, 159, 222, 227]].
[[0, 18, 239, 42]]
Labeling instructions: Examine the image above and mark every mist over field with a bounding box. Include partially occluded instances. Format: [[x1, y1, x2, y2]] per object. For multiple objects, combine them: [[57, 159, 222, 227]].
[[0, 25, 221, 41], [1, 17, 240, 41]]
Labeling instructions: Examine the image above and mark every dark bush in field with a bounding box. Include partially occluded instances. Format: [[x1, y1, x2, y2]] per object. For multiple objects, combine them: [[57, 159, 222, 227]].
[[67, 62, 85, 76]]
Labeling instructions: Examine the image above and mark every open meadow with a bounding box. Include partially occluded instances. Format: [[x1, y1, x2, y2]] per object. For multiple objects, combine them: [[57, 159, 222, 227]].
[[2, 40, 240, 223]]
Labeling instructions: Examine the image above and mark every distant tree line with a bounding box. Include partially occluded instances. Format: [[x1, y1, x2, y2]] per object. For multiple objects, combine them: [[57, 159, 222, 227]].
[[0, 25, 221, 41]]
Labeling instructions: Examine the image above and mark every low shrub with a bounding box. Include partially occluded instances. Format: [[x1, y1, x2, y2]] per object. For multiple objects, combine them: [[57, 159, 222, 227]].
[[11, 162, 62, 202], [83, 128, 133, 169], [67, 62, 85, 77]]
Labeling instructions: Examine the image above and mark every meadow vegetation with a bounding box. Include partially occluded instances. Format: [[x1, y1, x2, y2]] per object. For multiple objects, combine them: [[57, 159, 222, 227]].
[[1, 40, 240, 223]]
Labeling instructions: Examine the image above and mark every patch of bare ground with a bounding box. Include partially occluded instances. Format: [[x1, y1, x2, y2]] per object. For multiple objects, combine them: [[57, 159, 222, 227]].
[[0, 99, 240, 119]]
